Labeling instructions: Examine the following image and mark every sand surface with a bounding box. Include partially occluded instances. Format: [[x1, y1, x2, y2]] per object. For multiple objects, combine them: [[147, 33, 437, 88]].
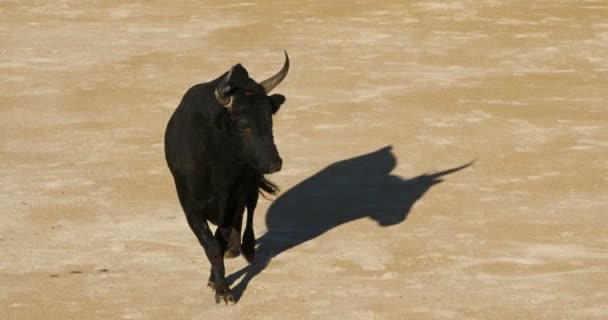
[[1, 1, 607, 319]]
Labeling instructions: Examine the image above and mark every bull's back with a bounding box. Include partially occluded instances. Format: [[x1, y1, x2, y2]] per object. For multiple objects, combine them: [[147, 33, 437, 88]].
[[164, 82, 217, 175]]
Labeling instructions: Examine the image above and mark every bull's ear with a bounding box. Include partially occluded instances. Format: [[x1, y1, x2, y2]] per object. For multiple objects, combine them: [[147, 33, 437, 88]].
[[269, 94, 285, 114]]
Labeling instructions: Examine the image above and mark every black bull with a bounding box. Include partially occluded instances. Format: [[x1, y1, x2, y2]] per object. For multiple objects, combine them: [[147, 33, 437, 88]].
[[164, 52, 289, 304]]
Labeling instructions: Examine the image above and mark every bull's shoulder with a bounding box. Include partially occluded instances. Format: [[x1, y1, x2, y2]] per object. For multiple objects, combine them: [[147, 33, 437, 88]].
[[176, 79, 226, 121], [180, 83, 214, 109], [181, 74, 224, 105], [183, 82, 212, 98]]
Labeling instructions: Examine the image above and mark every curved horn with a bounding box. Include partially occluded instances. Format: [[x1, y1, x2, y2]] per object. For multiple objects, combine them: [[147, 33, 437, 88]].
[[215, 88, 232, 107], [260, 51, 290, 94], [215, 67, 237, 107]]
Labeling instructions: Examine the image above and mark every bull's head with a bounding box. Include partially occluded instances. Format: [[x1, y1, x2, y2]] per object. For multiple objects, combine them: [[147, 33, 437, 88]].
[[214, 52, 289, 174]]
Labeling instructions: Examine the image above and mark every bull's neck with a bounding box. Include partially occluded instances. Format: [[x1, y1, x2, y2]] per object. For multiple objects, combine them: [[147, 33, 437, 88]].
[[212, 152, 249, 191]]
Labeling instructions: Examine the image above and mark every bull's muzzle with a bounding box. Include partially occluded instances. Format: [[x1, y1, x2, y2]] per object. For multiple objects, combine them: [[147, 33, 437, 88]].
[[263, 157, 283, 174]]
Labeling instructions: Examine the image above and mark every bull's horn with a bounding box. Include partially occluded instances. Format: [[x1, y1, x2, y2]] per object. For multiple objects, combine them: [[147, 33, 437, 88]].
[[260, 51, 289, 94], [215, 66, 237, 106], [215, 88, 232, 107]]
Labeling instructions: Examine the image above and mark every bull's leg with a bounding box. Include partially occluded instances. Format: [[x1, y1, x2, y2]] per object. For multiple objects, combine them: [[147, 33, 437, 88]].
[[214, 190, 246, 259], [185, 214, 234, 304], [174, 175, 234, 304], [223, 202, 245, 259], [242, 187, 259, 262], [215, 225, 241, 259]]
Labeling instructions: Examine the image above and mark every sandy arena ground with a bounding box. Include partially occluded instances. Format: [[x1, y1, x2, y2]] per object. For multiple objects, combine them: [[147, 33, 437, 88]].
[[1, 1, 608, 319]]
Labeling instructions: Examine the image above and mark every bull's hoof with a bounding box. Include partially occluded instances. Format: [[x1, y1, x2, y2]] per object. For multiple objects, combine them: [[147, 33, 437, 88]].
[[207, 278, 215, 291], [224, 228, 241, 259], [215, 288, 235, 305], [208, 276, 235, 304]]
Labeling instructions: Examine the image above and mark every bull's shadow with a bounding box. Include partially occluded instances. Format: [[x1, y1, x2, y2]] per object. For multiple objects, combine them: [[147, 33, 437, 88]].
[[228, 145, 472, 301]]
